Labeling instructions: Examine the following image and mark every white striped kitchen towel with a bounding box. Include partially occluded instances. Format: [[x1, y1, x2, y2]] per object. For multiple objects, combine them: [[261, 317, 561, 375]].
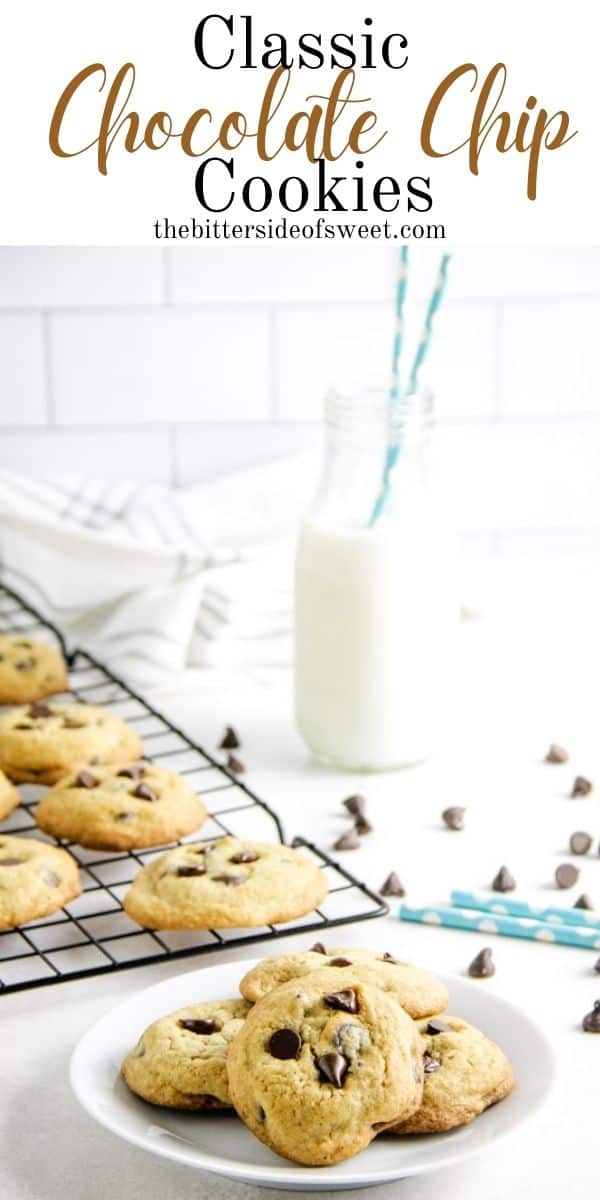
[[0, 453, 319, 680]]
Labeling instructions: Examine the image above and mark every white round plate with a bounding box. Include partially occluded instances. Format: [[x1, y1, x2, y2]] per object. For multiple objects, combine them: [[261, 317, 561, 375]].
[[71, 957, 555, 1191]]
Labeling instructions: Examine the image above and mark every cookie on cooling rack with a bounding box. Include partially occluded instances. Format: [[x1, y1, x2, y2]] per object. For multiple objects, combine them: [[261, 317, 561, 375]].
[[35, 761, 207, 851], [122, 998, 251, 1110], [388, 1014, 515, 1133], [239, 945, 448, 1020], [123, 836, 329, 930], [0, 834, 81, 929], [227, 975, 424, 1165], [0, 633, 68, 705], [0, 702, 142, 785], [0, 768, 19, 822]]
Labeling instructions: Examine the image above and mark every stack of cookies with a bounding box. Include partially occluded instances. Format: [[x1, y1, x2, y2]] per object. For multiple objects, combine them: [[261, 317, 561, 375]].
[[0, 633, 328, 932], [122, 943, 515, 1166]]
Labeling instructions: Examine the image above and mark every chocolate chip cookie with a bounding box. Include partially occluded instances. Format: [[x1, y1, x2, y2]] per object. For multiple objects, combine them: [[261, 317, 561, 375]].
[[35, 762, 207, 851], [0, 634, 68, 705], [123, 836, 328, 930], [0, 834, 81, 929], [239, 946, 448, 1020], [389, 1015, 515, 1134], [122, 998, 251, 1110], [0, 702, 142, 785], [227, 975, 424, 1165], [0, 768, 19, 822]]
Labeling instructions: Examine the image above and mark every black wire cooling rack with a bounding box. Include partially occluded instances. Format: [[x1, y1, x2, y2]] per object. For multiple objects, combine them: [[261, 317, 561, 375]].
[[0, 583, 387, 994]]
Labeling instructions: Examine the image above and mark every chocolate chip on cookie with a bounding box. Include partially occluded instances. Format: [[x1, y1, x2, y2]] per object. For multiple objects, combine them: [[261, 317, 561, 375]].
[[268, 1029, 302, 1060], [74, 770, 98, 789], [132, 782, 156, 802], [316, 1051, 348, 1088], [177, 865, 207, 877], [328, 956, 353, 967], [230, 851, 259, 863], [324, 988, 359, 1014], [468, 947, 495, 978], [178, 1017, 219, 1034], [118, 764, 145, 780], [582, 1001, 600, 1032], [426, 1018, 450, 1035], [492, 865, 516, 893], [29, 702, 53, 718], [423, 1051, 440, 1073]]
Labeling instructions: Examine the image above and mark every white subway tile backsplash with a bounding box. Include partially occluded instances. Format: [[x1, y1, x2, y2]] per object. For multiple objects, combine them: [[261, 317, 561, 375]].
[[174, 424, 320, 485], [0, 431, 170, 480], [0, 248, 164, 309], [49, 310, 271, 425], [274, 301, 497, 420], [500, 299, 600, 416], [0, 313, 46, 424]]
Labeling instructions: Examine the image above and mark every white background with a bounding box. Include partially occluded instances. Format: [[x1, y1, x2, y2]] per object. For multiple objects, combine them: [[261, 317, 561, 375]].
[[1, 0, 597, 243]]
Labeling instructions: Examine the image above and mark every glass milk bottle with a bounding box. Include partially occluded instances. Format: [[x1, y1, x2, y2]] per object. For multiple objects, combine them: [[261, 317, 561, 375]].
[[294, 388, 457, 770]]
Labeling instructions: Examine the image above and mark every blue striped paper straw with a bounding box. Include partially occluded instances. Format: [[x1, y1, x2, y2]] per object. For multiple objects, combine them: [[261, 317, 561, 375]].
[[399, 902, 600, 950], [370, 247, 409, 524], [451, 890, 600, 931]]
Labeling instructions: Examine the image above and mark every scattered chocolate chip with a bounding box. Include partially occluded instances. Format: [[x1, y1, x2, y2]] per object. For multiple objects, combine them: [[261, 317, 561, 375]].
[[117, 765, 145, 780], [574, 893, 594, 911], [555, 863, 579, 889], [380, 871, 405, 897], [14, 723, 33, 730], [442, 806, 465, 831], [316, 1051, 348, 1088], [343, 794, 366, 817], [132, 782, 156, 802], [582, 1001, 600, 1032], [0, 857, 22, 866], [15, 659, 35, 671], [355, 814, 373, 835], [328, 956, 352, 967], [333, 829, 360, 851], [468, 947, 495, 978], [268, 1028, 302, 1060], [594, 958, 600, 975], [423, 1052, 440, 1073], [546, 743, 569, 764], [115, 812, 134, 822], [178, 1018, 219, 1034], [230, 851, 258, 864], [28, 703, 52, 718], [75, 770, 98, 789], [381, 951, 399, 963], [212, 873, 245, 886], [227, 754, 245, 775], [219, 726, 240, 750], [570, 831, 593, 855], [572, 776, 593, 798], [62, 718, 86, 729], [177, 866, 207, 878], [324, 989, 359, 1014], [43, 869, 60, 887], [426, 1018, 450, 1035], [310, 942, 327, 954], [492, 865, 516, 893]]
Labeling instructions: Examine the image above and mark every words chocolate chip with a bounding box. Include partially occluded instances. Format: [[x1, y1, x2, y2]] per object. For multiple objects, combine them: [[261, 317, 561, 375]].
[[468, 947, 495, 978], [178, 1018, 219, 1034], [423, 1052, 440, 1073], [492, 865, 516, 893], [426, 1018, 450, 1035], [572, 776, 593, 798], [328, 956, 352, 967], [546, 743, 569, 764], [555, 863, 579, 889], [324, 989, 359, 1014], [442, 806, 465, 831], [230, 851, 258, 864], [268, 1028, 302, 1060], [219, 726, 241, 750], [75, 770, 98, 789], [570, 831, 593, 855], [380, 871, 405, 897], [582, 1001, 600, 1033], [132, 782, 156, 802], [177, 866, 206, 878], [316, 1051, 348, 1088]]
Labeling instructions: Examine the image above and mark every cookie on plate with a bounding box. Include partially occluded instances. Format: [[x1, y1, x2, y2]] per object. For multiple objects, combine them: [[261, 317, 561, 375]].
[[239, 945, 448, 1020], [122, 998, 251, 1110], [0, 702, 142, 785], [123, 836, 328, 930], [0, 634, 68, 705], [227, 975, 424, 1166], [0, 834, 81, 929], [0, 768, 19, 822], [389, 1014, 514, 1134], [35, 761, 207, 851]]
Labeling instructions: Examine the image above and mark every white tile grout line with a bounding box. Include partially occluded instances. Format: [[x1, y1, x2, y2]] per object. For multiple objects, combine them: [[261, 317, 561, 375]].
[[40, 311, 55, 426], [0, 294, 599, 316]]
